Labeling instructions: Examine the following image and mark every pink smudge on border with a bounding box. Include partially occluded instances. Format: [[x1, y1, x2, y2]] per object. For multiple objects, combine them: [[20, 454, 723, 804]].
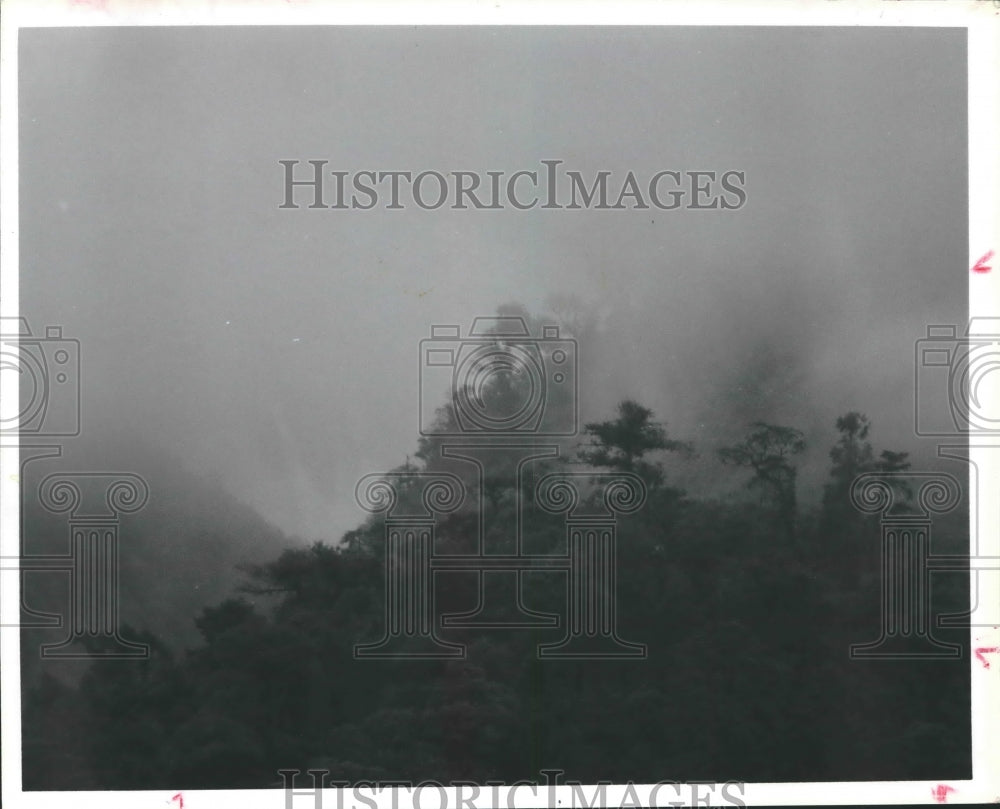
[[971, 249, 994, 273]]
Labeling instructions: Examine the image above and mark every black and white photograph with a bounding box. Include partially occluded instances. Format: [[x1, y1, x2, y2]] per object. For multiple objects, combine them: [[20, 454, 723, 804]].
[[1, 2, 998, 807]]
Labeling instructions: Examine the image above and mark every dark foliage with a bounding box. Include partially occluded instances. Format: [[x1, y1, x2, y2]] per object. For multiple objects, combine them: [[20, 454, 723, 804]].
[[21, 405, 970, 789]]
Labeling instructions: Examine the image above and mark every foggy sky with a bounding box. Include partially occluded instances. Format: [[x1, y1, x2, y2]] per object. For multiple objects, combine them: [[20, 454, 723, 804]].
[[19, 26, 967, 541]]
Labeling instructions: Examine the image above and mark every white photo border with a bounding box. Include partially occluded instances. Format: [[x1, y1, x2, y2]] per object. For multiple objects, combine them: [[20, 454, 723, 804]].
[[1, 1, 997, 806]]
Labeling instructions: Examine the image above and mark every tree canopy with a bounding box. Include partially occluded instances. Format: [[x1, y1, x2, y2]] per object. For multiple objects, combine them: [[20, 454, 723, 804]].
[[20, 399, 969, 789]]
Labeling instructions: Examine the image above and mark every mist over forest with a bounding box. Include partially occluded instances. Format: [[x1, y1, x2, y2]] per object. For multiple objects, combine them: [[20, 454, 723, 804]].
[[15, 24, 971, 791], [19, 298, 972, 787]]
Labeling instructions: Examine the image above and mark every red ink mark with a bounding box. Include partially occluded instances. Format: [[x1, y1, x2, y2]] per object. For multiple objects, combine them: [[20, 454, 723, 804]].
[[971, 249, 994, 274], [172, 794, 184, 809], [931, 784, 955, 803], [974, 646, 999, 669]]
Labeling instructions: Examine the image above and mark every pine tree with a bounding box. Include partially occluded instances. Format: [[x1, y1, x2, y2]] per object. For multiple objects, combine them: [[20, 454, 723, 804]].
[[577, 400, 691, 489]]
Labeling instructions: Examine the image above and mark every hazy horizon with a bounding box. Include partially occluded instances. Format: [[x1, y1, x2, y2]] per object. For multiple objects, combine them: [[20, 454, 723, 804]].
[[19, 26, 967, 542]]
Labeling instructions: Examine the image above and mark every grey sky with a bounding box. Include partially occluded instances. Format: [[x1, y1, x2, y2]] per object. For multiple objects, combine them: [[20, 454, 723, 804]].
[[19, 26, 967, 540]]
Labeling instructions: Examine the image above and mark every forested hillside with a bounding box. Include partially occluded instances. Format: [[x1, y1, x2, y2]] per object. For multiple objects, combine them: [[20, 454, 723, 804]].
[[20, 398, 970, 789]]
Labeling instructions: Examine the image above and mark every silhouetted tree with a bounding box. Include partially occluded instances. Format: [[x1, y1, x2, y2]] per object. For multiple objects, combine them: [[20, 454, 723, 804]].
[[577, 399, 692, 489], [874, 448, 913, 501], [718, 422, 805, 536], [822, 412, 875, 521], [822, 413, 913, 525]]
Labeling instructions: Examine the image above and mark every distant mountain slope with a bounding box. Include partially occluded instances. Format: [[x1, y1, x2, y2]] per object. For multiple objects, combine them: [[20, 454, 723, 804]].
[[19, 428, 295, 660]]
